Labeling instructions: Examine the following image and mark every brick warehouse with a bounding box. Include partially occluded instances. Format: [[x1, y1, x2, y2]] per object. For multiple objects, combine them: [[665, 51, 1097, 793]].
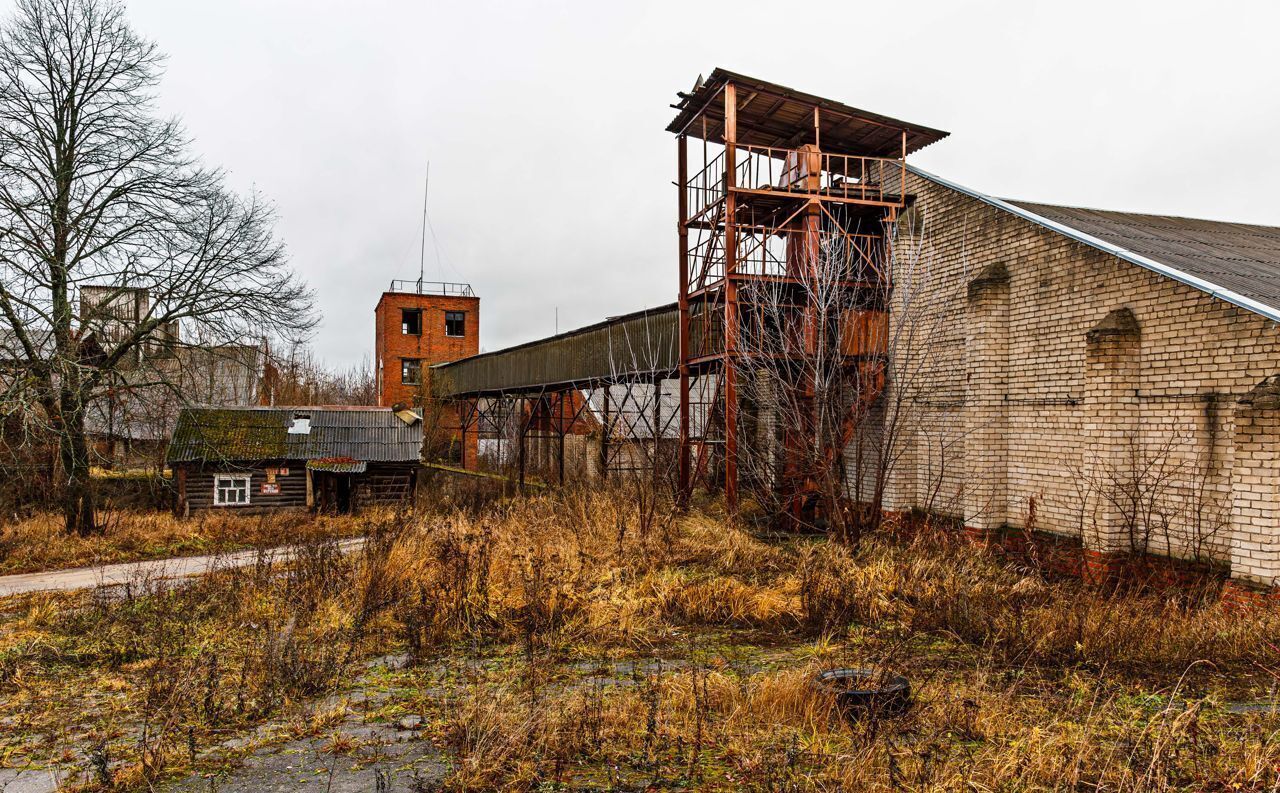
[[871, 167, 1280, 593], [428, 69, 1280, 594]]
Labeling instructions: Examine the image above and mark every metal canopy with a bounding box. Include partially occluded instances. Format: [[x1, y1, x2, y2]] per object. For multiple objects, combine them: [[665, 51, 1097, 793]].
[[666, 68, 949, 157], [431, 303, 679, 397], [306, 459, 368, 474]]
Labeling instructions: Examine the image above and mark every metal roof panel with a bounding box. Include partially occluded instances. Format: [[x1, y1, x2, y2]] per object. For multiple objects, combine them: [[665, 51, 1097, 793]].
[[167, 406, 422, 464]]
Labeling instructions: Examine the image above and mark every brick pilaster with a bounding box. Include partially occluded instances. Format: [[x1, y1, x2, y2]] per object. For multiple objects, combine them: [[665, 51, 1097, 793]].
[[964, 262, 1010, 533], [1083, 308, 1141, 558], [1228, 376, 1280, 589]]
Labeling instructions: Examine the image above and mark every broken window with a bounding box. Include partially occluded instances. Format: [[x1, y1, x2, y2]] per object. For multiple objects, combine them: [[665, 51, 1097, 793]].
[[401, 358, 422, 385], [214, 474, 250, 506], [401, 308, 422, 336], [445, 311, 465, 337]]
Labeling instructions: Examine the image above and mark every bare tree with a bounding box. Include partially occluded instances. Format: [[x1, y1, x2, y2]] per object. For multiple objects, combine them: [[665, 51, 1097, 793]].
[[260, 343, 376, 408], [597, 310, 681, 543], [733, 207, 948, 540], [0, 0, 315, 533]]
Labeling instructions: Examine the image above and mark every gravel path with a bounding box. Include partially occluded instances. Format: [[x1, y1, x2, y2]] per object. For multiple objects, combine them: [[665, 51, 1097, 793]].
[[0, 537, 367, 597]]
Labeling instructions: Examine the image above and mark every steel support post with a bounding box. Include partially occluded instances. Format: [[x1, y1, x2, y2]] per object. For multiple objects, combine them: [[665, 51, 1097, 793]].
[[677, 134, 691, 504], [599, 385, 610, 483], [558, 390, 566, 485], [723, 81, 739, 512], [517, 394, 527, 490]]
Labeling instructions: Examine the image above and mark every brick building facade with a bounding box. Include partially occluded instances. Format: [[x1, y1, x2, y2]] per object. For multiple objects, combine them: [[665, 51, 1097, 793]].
[[374, 282, 479, 460], [868, 167, 1280, 590]]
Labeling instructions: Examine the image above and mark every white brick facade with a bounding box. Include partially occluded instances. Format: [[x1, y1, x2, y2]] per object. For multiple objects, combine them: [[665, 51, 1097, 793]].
[[870, 171, 1280, 587]]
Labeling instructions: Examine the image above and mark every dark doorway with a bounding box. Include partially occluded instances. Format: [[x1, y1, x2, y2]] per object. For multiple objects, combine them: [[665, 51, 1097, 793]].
[[315, 472, 356, 515], [335, 475, 352, 514]]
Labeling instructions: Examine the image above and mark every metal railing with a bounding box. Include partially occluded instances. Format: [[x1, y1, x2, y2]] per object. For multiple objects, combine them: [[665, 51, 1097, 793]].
[[734, 144, 904, 204], [682, 144, 906, 228], [684, 149, 726, 222], [388, 280, 475, 297], [687, 225, 885, 288]]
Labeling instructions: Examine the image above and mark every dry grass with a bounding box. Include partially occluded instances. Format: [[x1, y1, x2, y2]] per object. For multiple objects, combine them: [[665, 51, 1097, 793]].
[[0, 508, 374, 574], [1, 487, 1278, 791]]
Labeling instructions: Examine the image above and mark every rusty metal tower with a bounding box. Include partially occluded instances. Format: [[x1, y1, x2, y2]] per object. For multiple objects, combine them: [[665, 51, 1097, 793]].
[[667, 69, 948, 512]]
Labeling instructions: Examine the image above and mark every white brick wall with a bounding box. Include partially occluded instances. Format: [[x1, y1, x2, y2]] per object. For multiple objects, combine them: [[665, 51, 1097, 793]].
[[863, 172, 1280, 580]]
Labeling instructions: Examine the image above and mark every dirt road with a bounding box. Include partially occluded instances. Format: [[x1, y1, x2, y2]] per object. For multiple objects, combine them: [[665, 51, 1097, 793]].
[[0, 537, 366, 597]]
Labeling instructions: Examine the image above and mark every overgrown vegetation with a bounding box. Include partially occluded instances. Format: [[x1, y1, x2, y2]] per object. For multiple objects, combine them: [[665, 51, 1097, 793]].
[[0, 508, 372, 575], [1, 488, 1278, 791]]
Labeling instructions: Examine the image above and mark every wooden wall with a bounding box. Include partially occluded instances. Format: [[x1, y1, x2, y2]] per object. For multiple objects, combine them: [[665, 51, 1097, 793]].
[[175, 460, 416, 514], [176, 460, 307, 513]]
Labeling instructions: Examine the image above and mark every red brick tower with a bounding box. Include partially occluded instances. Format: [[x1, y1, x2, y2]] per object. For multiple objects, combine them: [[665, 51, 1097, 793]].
[[374, 280, 479, 458]]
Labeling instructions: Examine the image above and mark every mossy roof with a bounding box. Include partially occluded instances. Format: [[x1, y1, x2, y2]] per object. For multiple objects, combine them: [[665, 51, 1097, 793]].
[[166, 406, 421, 464]]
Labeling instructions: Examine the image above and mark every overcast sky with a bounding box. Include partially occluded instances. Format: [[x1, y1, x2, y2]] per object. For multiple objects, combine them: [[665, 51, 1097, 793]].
[[24, 0, 1280, 366]]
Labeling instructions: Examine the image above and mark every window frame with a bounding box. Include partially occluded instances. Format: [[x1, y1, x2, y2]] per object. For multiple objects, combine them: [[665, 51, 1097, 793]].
[[444, 310, 466, 338], [401, 357, 422, 385], [401, 308, 423, 336], [213, 474, 251, 506]]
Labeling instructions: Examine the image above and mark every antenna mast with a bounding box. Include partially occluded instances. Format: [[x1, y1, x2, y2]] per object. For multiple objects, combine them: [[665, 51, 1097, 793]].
[[418, 162, 429, 291]]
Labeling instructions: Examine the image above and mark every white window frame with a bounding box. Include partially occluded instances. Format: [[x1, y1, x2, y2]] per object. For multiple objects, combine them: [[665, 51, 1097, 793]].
[[213, 474, 251, 506]]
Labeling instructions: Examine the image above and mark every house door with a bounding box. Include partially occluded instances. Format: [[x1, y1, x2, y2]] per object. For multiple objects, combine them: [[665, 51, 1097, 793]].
[[335, 475, 352, 514]]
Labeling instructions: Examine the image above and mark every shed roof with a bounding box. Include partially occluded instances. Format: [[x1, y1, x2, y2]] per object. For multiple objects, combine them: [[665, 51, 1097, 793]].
[[167, 406, 421, 464], [667, 68, 949, 158], [431, 303, 678, 397], [307, 459, 368, 474], [910, 166, 1280, 324]]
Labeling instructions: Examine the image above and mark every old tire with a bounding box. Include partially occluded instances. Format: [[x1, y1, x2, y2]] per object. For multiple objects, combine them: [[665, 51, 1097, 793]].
[[813, 668, 911, 721]]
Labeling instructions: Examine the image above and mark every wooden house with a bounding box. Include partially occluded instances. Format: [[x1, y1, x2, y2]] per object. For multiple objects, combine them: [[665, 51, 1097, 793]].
[[167, 406, 421, 514]]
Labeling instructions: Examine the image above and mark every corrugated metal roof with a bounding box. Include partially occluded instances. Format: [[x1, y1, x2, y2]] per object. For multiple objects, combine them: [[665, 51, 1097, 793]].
[[167, 406, 421, 464], [306, 459, 368, 474], [909, 165, 1280, 323], [1005, 200, 1280, 317], [432, 304, 679, 397], [667, 68, 950, 157]]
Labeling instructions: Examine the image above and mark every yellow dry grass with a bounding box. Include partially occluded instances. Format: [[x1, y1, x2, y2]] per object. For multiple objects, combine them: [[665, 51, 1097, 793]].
[[0, 487, 1277, 791], [0, 508, 375, 574]]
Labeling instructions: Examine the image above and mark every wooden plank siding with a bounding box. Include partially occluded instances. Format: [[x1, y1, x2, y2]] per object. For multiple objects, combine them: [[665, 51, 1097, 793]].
[[177, 460, 307, 513], [175, 460, 417, 514]]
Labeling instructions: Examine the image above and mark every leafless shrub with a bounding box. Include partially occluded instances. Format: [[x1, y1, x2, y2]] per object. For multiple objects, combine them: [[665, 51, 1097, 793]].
[[1074, 429, 1230, 565]]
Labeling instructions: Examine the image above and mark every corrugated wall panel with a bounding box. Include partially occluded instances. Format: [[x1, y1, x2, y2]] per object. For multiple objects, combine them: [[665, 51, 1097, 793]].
[[433, 305, 680, 396]]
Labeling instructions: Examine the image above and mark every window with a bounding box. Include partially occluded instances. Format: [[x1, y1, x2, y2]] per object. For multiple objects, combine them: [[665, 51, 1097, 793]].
[[445, 311, 465, 337], [401, 358, 422, 385], [214, 474, 250, 506], [401, 308, 422, 336]]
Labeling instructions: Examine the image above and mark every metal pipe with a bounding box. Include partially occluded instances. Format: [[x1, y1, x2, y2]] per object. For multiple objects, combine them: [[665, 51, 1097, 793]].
[[677, 134, 692, 503]]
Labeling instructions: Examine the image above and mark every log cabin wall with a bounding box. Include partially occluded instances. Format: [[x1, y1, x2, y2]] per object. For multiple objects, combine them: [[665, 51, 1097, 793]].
[[176, 460, 418, 514], [176, 460, 309, 513]]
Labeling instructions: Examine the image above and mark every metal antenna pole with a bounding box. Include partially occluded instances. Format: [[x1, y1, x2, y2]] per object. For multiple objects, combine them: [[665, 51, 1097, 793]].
[[418, 162, 429, 292]]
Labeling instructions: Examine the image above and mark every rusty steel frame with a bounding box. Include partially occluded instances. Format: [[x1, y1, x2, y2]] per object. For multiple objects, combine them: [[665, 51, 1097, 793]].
[[454, 375, 678, 487], [676, 78, 908, 512]]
